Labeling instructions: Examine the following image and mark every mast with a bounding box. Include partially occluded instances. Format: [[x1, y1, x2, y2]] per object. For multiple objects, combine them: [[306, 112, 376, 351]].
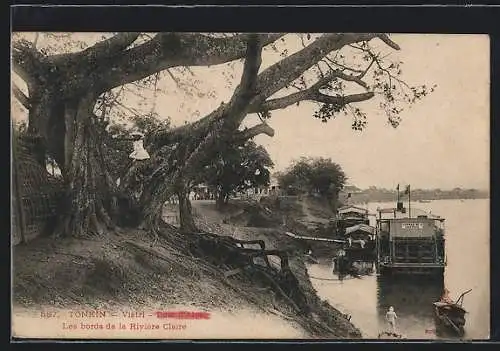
[[408, 184, 411, 218], [396, 184, 400, 204]]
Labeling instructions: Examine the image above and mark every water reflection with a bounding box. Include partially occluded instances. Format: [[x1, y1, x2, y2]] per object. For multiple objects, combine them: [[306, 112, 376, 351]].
[[376, 274, 444, 338]]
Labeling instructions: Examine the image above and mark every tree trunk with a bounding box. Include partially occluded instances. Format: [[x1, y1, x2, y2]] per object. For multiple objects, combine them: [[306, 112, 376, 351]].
[[215, 191, 226, 210], [54, 94, 115, 238], [178, 189, 197, 233]]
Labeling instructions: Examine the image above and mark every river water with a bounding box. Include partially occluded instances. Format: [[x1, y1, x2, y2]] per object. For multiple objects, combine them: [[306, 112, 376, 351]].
[[307, 199, 490, 340]]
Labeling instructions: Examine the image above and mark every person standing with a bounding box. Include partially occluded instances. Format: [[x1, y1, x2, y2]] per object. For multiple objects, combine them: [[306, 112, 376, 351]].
[[129, 132, 150, 161], [440, 288, 454, 304], [386, 306, 398, 333]]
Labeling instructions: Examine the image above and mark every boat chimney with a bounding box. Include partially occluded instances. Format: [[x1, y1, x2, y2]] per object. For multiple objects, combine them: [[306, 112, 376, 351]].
[[397, 201, 404, 212]]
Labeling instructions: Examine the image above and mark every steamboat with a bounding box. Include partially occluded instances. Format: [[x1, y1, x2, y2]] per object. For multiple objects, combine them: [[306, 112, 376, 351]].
[[376, 186, 446, 277]]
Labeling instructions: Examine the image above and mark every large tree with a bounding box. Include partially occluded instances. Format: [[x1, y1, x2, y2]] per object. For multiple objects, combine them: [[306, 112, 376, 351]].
[[200, 140, 274, 209], [277, 157, 347, 201], [12, 32, 432, 237]]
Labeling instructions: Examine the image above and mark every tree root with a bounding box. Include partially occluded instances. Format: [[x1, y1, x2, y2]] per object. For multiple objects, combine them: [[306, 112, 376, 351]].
[[185, 230, 311, 315]]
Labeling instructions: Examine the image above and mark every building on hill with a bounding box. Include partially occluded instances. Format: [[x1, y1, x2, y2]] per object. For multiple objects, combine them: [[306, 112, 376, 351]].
[[231, 174, 284, 201]]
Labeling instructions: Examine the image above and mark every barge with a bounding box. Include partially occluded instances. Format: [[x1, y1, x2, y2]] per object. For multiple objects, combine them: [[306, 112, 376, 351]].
[[376, 201, 446, 277]]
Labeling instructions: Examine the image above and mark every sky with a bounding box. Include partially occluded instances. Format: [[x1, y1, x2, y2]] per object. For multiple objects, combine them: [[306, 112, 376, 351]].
[[11, 33, 490, 190]]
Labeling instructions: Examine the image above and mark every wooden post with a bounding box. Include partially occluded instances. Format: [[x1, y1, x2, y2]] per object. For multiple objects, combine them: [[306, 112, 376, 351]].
[[434, 233, 438, 263]]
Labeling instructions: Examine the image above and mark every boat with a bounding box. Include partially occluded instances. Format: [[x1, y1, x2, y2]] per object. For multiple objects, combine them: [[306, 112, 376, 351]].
[[331, 249, 362, 279], [418, 199, 432, 203], [332, 249, 350, 273], [344, 223, 377, 261], [433, 289, 471, 336], [376, 202, 446, 276]]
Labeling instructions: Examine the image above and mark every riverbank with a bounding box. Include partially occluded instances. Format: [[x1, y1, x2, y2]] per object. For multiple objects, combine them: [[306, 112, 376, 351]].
[[12, 198, 361, 339]]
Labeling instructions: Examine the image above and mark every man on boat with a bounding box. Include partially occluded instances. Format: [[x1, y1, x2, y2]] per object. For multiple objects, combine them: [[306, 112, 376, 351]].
[[359, 238, 366, 249], [440, 288, 454, 304], [386, 306, 398, 333]]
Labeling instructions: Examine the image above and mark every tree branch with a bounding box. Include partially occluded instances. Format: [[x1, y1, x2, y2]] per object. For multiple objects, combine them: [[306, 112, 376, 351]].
[[250, 90, 374, 113], [313, 92, 375, 105], [12, 83, 31, 109], [94, 33, 283, 94], [78, 32, 141, 62], [240, 33, 400, 115], [358, 56, 377, 79], [12, 40, 46, 87], [249, 89, 312, 112], [224, 34, 264, 127], [248, 68, 372, 113], [177, 35, 265, 175], [377, 34, 401, 50], [324, 57, 364, 73], [253, 33, 397, 102], [307, 69, 370, 91], [236, 123, 275, 141]]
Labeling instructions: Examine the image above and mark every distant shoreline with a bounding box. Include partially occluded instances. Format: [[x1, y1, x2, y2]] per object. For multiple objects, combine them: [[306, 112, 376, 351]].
[[348, 197, 489, 204], [340, 190, 489, 204]]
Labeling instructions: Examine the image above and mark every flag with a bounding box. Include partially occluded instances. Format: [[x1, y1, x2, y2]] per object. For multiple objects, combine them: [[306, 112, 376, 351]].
[[396, 184, 400, 192], [404, 185, 410, 195]]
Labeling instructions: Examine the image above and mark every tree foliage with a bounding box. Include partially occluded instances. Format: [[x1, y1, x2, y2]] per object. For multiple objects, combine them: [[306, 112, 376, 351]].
[[277, 157, 347, 200], [199, 140, 274, 206]]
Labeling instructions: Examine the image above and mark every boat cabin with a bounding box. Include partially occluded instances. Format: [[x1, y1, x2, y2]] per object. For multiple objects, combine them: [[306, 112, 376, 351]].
[[376, 206, 446, 275], [345, 223, 376, 241], [338, 205, 369, 220], [344, 223, 377, 260], [336, 205, 370, 235]]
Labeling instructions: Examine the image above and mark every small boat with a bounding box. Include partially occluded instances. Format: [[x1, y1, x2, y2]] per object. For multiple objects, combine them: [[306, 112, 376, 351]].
[[418, 199, 432, 203], [433, 289, 471, 336]]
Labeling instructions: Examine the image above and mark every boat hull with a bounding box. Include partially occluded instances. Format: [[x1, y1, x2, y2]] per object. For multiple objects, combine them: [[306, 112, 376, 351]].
[[378, 263, 445, 277], [433, 304, 467, 336]]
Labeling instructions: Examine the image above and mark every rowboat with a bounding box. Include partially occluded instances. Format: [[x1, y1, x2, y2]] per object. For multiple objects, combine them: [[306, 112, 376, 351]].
[[433, 289, 471, 336]]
